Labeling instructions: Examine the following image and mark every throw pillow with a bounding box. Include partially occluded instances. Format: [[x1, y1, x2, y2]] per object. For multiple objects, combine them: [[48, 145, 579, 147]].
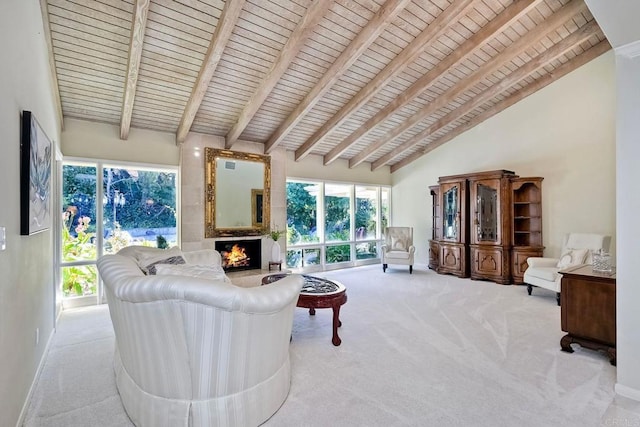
[[137, 246, 186, 275], [391, 236, 406, 250], [556, 248, 589, 269], [155, 264, 231, 283]]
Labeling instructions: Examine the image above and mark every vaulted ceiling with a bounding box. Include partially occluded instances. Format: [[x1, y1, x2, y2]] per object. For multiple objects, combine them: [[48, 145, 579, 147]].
[[41, 0, 609, 171]]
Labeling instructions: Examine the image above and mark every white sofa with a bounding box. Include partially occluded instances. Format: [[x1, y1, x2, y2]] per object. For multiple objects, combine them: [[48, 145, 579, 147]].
[[524, 233, 611, 305], [97, 247, 303, 427]]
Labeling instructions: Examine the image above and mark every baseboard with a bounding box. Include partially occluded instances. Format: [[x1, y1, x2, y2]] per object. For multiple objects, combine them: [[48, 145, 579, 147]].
[[615, 383, 640, 402], [15, 326, 56, 427]]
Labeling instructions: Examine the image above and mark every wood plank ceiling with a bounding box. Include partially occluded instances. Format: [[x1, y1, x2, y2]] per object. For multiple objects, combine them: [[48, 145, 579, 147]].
[[43, 0, 610, 171]]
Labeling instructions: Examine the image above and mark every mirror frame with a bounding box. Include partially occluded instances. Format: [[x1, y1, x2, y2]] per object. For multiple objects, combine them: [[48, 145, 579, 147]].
[[204, 148, 271, 237]]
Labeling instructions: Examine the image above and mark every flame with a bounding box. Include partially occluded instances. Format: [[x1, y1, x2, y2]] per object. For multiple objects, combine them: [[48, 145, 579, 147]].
[[223, 244, 250, 268]]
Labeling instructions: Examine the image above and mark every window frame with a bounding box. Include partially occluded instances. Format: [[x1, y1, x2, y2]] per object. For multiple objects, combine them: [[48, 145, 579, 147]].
[[286, 177, 391, 273], [59, 157, 180, 308]]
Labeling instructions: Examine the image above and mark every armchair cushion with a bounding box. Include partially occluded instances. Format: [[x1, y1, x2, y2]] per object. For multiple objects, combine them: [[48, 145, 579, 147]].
[[385, 250, 412, 260], [155, 263, 230, 283], [391, 235, 409, 251], [556, 248, 589, 269], [525, 266, 559, 282]]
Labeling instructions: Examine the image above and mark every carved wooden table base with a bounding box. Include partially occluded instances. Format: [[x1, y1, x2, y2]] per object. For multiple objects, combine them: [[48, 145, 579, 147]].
[[262, 274, 347, 346], [561, 334, 616, 366]]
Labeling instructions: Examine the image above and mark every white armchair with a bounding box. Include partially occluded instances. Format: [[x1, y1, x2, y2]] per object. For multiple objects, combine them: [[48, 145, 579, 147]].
[[381, 226, 416, 274], [524, 233, 611, 305], [97, 247, 303, 427]]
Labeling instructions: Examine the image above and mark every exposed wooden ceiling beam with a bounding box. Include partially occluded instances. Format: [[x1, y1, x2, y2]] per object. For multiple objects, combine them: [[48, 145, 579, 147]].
[[389, 40, 611, 173], [323, 0, 540, 165], [290, 0, 474, 160], [349, 0, 588, 168], [225, 0, 334, 149], [264, 0, 415, 155], [39, 0, 64, 129], [371, 20, 601, 170], [119, 0, 150, 140], [176, 0, 247, 144]]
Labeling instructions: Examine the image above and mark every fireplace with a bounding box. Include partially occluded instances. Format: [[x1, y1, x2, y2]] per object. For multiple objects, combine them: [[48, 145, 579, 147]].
[[215, 239, 262, 272]]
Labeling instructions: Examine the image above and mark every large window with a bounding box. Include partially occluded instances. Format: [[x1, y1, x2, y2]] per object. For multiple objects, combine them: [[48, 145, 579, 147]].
[[60, 161, 178, 306], [286, 179, 390, 271]]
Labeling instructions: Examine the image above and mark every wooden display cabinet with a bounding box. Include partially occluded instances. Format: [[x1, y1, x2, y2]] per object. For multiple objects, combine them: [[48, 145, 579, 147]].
[[436, 176, 468, 278], [468, 171, 516, 284], [429, 170, 543, 285]]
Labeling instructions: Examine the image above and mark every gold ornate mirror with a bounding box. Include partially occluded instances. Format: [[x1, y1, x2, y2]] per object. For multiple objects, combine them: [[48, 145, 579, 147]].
[[205, 148, 271, 237]]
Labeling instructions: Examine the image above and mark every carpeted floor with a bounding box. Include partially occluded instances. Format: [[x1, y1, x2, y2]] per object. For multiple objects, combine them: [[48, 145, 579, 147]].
[[23, 265, 640, 426]]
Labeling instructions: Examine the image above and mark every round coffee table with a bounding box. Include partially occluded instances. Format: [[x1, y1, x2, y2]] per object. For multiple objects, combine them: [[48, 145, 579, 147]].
[[262, 274, 347, 346]]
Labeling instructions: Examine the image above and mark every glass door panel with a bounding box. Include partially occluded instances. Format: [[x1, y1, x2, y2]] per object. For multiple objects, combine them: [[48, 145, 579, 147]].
[[324, 184, 351, 243], [476, 183, 498, 242], [61, 164, 97, 297], [381, 187, 390, 239], [286, 181, 319, 244], [355, 185, 377, 240], [442, 185, 458, 240]]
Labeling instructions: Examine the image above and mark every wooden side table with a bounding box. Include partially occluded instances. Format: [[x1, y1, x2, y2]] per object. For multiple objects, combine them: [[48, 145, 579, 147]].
[[262, 274, 347, 346], [268, 261, 282, 271], [559, 264, 616, 365]]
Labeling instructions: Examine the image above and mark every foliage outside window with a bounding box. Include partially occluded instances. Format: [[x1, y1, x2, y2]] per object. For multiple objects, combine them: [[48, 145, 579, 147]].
[[326, 244, 351, 264], [324, 184, 351, 243], [355, 185, 377, 241], [286, 179, 389, 270], [286, 182, 319, 245], [381, 187, 390, 239]]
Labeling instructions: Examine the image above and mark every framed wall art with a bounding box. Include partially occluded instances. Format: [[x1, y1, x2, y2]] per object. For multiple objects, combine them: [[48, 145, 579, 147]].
[[20, 110, 52, 235]]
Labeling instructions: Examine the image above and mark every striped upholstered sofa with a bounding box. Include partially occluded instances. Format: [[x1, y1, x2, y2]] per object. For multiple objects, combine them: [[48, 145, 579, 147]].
[[97, 247, 303, 427]]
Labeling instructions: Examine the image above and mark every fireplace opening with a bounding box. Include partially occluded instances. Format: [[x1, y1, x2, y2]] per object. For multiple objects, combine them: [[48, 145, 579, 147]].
[[215, 239, 262, 272]]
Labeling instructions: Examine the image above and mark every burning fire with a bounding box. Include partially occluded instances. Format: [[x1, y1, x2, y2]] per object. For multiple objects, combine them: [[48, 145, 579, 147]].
[[222, 244, 250, 268]]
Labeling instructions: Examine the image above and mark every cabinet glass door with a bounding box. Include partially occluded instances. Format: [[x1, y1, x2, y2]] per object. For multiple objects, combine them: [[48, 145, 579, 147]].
[[476, 183, 497, 242], [442, 186, 458, 240]]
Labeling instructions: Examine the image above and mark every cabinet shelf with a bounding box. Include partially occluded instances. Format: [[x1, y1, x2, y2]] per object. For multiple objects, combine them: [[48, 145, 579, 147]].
[[511, 178, 543, 252]]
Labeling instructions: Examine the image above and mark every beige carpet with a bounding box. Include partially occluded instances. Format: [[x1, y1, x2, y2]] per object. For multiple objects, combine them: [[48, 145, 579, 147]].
[[23, 265, 640, 426]]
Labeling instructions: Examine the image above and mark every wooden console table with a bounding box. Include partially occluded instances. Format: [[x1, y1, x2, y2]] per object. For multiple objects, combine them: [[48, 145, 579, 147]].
[[560, 265, 616, 365]]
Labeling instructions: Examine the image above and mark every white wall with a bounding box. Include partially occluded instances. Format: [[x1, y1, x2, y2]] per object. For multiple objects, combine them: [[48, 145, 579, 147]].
[[61, 118, 180, 165], [0, 1, 62, 426], [614, 47, 640, 401], [584, 0, 640, 402], [286, 151, 392, 185], [392, 51, 616, 267]]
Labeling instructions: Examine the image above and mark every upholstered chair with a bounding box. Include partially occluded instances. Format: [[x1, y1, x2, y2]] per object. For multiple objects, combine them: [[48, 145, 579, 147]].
[[97, 248, 303, 427], [524, 233, 611, 305], [381, 226, 416, 274]]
